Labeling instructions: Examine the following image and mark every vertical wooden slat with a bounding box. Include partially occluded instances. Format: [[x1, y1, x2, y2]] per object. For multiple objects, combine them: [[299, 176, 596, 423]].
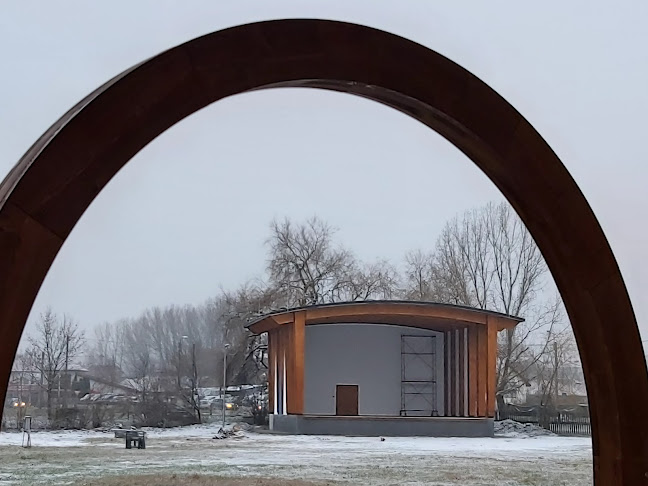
[[444, 331, 450, 416], [449, 329, 457, 416], [467, 325, 479, 417], [458, 327, 466, 417], [281, 324, 289, 415], [283, 325, 288, 415], [284, 322, 294, 414], [291, 311, 306, 415], [276, 328, 282, 415], [486, 319, 498, 418], [477, 324, 488, 417]]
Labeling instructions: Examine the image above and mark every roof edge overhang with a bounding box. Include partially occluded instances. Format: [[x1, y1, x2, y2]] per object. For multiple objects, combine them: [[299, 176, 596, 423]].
[[246, 300, 524, 335]]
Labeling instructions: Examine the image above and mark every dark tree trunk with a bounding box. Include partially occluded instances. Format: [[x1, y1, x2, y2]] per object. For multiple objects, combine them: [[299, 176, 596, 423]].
[[46, 386, 53, 422]]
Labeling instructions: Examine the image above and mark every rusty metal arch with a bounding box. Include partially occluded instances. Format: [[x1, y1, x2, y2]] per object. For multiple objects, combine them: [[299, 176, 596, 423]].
[[0, 19, 645, 484]]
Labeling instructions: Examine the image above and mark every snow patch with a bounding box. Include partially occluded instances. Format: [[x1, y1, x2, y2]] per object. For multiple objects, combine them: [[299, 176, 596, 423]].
[[494, 419, 557, 437]]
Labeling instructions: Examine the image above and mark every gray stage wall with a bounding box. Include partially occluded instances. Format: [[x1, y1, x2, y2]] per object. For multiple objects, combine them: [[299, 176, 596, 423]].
[[304, 323, 445, 416]]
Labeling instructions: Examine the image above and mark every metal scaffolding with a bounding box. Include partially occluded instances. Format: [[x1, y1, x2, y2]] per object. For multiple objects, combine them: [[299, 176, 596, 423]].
[[400, 335, 438, 416]]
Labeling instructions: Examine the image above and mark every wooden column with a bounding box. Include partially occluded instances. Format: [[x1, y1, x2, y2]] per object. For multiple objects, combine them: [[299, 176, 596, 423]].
[[467, 325, 479, 417], [486, 318, 498, 418], [283, 320, 293, 414], [458, 327, 466, 417], [476, 324, 488, 417], [443, 330, 450, 416], [449, 329, 457, 416], [288, 311, 305, 415], [267, 329, 276, 414], [276, 325, 285, 414], [282, 324, 290, 413]]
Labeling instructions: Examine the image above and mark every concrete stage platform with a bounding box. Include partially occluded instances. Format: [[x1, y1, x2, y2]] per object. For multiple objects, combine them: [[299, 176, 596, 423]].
[[270, 414, 494, 437]]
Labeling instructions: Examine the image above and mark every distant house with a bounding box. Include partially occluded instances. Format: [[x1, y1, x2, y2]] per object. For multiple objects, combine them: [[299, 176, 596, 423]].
[[6, 369, 42, 406], [500, 362, 587, 407], [6, 368, 144, 408], [7, 368, 92, 407], [83, 375, 138, 401]]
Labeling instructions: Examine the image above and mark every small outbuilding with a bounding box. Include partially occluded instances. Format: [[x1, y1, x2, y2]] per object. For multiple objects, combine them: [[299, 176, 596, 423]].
[[247, 300, 522, 437]]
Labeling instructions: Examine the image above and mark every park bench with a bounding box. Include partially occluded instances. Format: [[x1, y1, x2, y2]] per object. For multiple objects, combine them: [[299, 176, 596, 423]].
[[124, 430, 146, 449], [112, 428, 146, 449]]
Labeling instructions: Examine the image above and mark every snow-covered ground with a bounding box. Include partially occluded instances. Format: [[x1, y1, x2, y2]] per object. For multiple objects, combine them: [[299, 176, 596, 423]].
[[0, 423, 224, 448], [0, 425, 592, 485]]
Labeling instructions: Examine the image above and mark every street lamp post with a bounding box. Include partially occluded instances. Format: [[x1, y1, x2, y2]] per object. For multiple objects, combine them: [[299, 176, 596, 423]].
[[181, 335, 201, 422], [221, 343, 230, 432]]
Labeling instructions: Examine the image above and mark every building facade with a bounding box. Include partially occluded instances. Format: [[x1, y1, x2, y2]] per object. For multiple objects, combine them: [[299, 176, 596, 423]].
[[248, 301, 522, 437]]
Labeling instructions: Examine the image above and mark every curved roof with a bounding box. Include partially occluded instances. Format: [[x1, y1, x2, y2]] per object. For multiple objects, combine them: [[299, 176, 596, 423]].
[[247, 300, 523, 334]]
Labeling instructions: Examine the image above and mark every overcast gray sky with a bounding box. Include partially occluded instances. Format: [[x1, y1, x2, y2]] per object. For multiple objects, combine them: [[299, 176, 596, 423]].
[[1, 1, 646, 342]]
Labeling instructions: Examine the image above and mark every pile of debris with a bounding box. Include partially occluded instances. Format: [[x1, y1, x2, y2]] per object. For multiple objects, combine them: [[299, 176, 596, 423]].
[[212, 422, 251, 440], [494, 419, 556, 437]]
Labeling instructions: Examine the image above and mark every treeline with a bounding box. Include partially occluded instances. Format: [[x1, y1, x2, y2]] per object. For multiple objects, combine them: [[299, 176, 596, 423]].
[[16, 201, 581, 425]]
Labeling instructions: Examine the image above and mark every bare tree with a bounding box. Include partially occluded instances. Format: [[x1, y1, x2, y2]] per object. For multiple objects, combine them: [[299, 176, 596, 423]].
[[483, 203, 555, 408], [334, 259, 400, 302], [413, 202, 547, 311], [495, 295, 568, 403], [406, 202, 571, 409], [267, 216, 400, 306], [87, 321, 127, 384], [82, 290, 275, 425], [267, 216, 355, 306], [532, 325, 580, 407], [402, 250, 438, 301], [485, 203, 546, 316], [218, 283, 283, 385], [433, 208, 493, 307], [24, 309, 85, 422], [132, 305, 203, 423], [121, 319, 156, 417]]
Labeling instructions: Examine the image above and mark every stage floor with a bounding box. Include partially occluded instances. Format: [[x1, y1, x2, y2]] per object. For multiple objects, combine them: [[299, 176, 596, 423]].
[[270, 414, 494, 437]]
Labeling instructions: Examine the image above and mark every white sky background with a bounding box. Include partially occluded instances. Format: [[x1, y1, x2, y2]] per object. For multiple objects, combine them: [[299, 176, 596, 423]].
[[0, 1, 646, 343]]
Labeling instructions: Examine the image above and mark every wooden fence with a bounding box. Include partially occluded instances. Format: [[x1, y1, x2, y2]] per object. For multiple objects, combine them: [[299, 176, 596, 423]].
[[499, 406, 591, 436]]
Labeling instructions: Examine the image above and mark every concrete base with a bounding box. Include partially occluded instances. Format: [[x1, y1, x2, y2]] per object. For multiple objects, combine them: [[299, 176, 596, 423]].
[[270, 414, 494, 437]]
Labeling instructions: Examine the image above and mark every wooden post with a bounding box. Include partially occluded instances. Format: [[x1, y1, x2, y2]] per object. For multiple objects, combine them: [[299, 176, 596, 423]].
[[444, 331, 450, 416], [274, 328, 281, 415], [467, 325, 479, 417], [275, 327, 286, 415], [486, 319, 498, 418], [458, 327, 466, 417], [477, 324, 488, 417], [268, 330, 275, 414], [290, 311, 306, 415], [282, 323, 291, 414], [279, 324, 289, 415], [449, 329, 457, 416]]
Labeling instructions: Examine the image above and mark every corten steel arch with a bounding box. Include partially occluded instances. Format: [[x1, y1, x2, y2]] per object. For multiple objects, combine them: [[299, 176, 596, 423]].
[[0, 19, 645, 483]]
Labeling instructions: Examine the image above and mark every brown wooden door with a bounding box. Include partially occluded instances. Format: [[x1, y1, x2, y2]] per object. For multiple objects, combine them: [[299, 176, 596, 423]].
[[336, 385, 359, 416]]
